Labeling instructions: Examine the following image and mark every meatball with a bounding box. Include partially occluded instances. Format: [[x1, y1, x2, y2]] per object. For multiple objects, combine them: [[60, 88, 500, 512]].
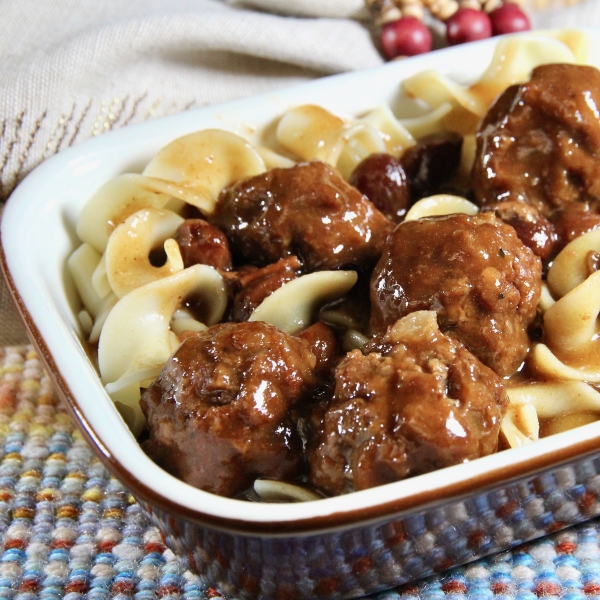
[[370, 213, 542, 376], [472, 64, 600, 219], [308, 311, 508, 496], [140, 321, 316, 498], [211, 161, 394, 273]]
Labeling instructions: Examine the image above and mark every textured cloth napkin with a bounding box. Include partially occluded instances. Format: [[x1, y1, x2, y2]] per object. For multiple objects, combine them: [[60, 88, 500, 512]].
[[1, 0, 600, 345]]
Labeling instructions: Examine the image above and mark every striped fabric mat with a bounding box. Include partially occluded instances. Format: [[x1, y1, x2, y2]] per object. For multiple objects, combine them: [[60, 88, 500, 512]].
[[2, 343, 600, 600]]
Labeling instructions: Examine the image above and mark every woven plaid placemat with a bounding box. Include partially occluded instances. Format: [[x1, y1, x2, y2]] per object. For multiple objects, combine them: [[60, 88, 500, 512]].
[[2, 343, 600, 600]]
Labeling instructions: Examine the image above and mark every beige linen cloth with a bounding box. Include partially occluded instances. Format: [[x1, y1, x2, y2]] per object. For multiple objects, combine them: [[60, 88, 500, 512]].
[[0, 0, 599, 345]]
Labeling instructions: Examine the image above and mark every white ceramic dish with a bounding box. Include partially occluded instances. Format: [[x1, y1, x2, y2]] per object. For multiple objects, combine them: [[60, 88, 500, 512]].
[[3, 29, 600, 600]]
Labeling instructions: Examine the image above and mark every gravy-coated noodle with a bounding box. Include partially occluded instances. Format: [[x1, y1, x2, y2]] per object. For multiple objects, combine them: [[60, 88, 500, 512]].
[[88, 298, 118, 345], [343, 329, 370, 352], [505, 381, 600, 441], [544, 412, 600, 437], [104, 208, 184, 299], [402, 69, 483, 135], [531, 271, 600, 383], [275, 104, 345, 162], [500, 402, 539, 448], [275, 105, 388, 179], [469, 33, 581, 110], [336, 123, 391, 180], [547, 228, 600, 299], [76, 173, 181, 254], [110, 381, 148, 437], [508, 381, 600, 419], [255, 146, 296, 170], [543, 270, 600, 363], [77, 311, 93, 337], [253, 479, 322, 503], [142, 129, 266, 214], [359, 104, 416, 154], [398, 102, 453, 140], [404, 194, 479, 221], [538, 283, 556, 313], [248, 270, 358, 335], [170, 308, 208, 336], [459, 134, 477, 180], [319, 307, 362, 332], [98, 265, 227, 414], [531, 344, 600, 384]]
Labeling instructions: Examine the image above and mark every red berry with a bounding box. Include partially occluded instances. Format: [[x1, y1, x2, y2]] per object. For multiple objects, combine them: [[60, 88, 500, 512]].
[[380, 16, 433, 59], [490, 3, 531, 35], [446, 7, 492, 46]]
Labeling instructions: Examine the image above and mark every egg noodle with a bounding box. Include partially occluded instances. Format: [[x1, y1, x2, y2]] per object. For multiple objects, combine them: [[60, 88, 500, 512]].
[[68, 30, 597, 458]]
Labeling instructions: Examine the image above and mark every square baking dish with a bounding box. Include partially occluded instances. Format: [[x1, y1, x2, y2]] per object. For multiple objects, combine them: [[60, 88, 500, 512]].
[[2, 28, 600, 600]]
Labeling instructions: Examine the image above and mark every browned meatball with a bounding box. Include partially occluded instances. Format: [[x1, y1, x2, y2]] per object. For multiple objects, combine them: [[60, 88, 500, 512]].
[[211, 161, 394, 273], [174, 218, 232, 270], [472, 64, 600, 219], [140, 321, 316, 498], [370, 213, 541, 376], [308, 311, 508, 496]]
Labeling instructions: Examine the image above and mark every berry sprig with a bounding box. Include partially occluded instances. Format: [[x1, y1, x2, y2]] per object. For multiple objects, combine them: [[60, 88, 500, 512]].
[[367, 0, 531, 59]]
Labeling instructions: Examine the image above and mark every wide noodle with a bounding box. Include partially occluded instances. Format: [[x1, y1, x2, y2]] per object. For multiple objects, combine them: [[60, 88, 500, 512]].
[[68, 30, 595, 454]]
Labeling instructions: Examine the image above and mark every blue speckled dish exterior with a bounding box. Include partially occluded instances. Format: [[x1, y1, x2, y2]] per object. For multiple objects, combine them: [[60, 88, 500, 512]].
[[141, 455, 600, 599]]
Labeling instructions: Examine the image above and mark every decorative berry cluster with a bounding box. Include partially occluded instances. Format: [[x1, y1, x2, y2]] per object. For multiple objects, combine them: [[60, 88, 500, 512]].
[[367, 0, 531, 59]]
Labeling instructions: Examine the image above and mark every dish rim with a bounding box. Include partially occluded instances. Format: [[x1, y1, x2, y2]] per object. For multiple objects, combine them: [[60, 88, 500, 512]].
[[2, 28, 600, 536]]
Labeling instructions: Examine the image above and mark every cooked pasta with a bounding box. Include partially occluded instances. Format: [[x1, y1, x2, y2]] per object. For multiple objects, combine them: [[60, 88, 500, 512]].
[[76, 173, 182, 253], [142, 129, 267, 214], [104, 208, 184, 298], [67, 243, 118, 343], [500, 402, 539, 448], [276, 104, 389, 179], [508, 381, 600, 419], [248, 270, 358, 334], [547, 228, 600, 299], [404, 194, 478, 221], [360, 104, 416, 153], [543, 271, 600, 359]]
